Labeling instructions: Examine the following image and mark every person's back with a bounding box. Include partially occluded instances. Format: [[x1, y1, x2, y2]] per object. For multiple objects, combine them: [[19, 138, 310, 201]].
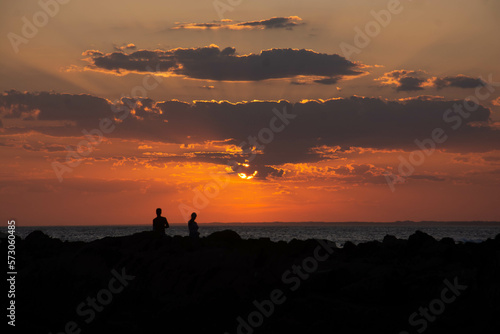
[[153, 208, 169, 235]]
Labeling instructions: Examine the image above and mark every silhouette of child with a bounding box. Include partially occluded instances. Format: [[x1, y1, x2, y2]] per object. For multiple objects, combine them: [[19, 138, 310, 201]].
[[188, 212, 199, 239], [153, 208, 169, 235]]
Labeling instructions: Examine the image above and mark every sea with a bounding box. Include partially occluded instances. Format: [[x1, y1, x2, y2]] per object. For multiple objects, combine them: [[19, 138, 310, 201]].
[[8, 223, 500, 246]]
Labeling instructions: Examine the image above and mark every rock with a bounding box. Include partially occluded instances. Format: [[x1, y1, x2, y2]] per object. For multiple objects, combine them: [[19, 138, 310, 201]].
[[343, 240, 356, 251], [383, 234, 398, 244], [407, 230, 436, 251], [440, 237, 456, 245], [13, 229, 500, 334], [204, 229, 241, 246], [25, 230, 51, 243]]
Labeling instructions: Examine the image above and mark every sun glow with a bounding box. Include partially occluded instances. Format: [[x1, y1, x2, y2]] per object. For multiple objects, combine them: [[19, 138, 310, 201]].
[[238, 171, 258, 179]]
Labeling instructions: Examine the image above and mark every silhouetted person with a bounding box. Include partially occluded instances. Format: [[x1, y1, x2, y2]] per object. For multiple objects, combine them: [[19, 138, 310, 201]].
[[153, 208, 169, 235], [188, 212, 199, 239]]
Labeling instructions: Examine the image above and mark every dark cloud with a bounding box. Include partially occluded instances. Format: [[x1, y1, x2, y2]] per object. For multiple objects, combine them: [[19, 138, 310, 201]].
[[236, 16, 303, 30], [172, 16, 303, 30], [2, 91, 499, 179], [327, 164, 374, 176], [397, 77, 426, 92], [0, 90, 112, 122], [173, 22, 220, 29], [378, 70, 485, 92], [83, 49, 176, 74], [434, 75, 486, 89], [22, 143, 67, 152], [292, 164, 391, 186], [377, 70, 430, 91], [81, 45, 365, 82], [313, 77, 340, 85]]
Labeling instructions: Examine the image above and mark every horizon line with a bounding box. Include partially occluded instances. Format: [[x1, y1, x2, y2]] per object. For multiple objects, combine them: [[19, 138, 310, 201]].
[[12, 220, 500, 228]]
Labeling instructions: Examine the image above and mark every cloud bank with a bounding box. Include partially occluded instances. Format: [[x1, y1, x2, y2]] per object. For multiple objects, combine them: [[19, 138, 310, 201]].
[[79, 45, 365, 82], [2, 92, 499, 179]]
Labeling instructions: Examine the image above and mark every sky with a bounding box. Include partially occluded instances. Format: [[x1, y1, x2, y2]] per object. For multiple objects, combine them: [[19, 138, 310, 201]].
[[1, 0, 499, 225]]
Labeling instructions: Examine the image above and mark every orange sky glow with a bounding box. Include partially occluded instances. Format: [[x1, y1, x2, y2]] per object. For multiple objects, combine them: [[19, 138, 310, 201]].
[[1, 0, 499, 225]]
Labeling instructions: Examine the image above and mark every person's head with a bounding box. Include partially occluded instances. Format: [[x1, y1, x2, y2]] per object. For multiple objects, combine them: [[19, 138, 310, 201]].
[[191, 212, 197, 220], [156, 208, 162, 216]]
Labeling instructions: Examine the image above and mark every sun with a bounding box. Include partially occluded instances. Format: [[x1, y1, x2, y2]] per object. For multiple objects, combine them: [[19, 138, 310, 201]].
[[238, 171, 258, 180], [229, 162, 258, 179]]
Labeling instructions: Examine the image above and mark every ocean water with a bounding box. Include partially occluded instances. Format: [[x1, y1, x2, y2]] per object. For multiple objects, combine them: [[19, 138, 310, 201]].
[[8, 224, 500, 246]]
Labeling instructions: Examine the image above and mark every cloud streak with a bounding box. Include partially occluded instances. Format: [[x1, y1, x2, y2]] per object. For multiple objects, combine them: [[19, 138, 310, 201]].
[[171, 16, 304, 30], [377, 70, 486, 92], [434, 76, 486, 90]]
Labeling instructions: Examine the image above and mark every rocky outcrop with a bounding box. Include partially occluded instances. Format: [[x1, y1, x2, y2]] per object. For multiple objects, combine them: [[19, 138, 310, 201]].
[[8, 230, 500, 333]]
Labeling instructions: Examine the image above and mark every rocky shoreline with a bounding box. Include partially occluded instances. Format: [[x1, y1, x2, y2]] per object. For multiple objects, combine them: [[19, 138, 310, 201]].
[[8, 230, 500, 333]]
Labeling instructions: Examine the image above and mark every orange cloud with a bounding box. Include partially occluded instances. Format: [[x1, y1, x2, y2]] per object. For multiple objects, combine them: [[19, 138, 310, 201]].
[[171, 16, 303, 30]]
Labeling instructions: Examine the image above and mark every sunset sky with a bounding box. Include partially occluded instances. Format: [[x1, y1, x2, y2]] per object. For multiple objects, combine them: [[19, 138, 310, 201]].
[[1, 0, 499, 225]]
